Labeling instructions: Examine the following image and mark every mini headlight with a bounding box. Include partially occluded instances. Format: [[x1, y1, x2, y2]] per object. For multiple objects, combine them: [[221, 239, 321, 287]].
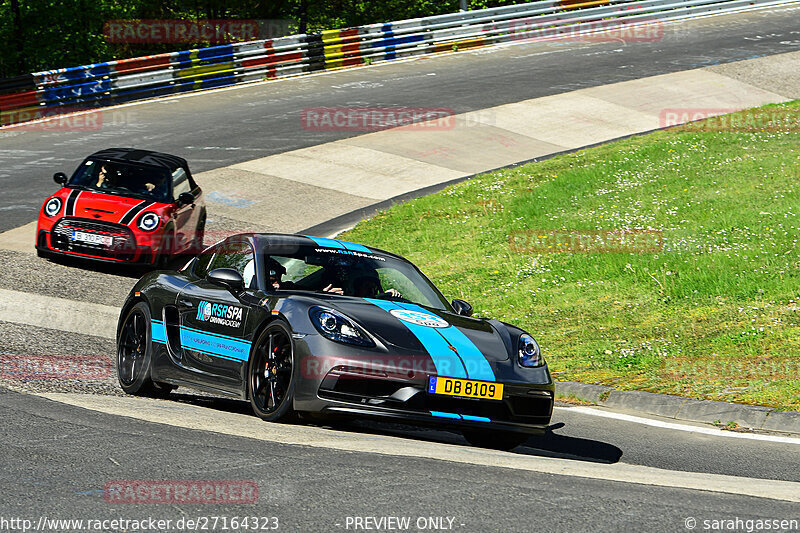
[[518, 333, 543, 367], [44, 197, 62, 217], [137, 211, 160, 232], [309, 307, 374, 347]]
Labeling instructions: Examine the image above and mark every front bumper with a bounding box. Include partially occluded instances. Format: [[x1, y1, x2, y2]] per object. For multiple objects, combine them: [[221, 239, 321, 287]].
[[36, 218, 162, 264], [310, 364, 554, 433]]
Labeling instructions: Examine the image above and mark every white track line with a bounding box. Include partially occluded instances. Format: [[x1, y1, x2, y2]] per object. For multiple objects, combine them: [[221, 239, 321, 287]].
[[0, 288, 118, 339], [560, 406, 800, 444]]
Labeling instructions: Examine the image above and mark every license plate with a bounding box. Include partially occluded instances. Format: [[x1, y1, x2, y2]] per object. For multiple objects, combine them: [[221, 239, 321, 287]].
[[427, 376, 503, 401], [72, 230, 112, 247]]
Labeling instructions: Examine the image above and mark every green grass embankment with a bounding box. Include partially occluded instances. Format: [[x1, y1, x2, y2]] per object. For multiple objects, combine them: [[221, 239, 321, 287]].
[[342, 102, 800, 410]]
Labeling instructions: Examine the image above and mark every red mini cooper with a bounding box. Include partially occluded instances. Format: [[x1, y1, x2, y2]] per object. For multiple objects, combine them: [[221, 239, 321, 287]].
[[36, 148, 206, 266]]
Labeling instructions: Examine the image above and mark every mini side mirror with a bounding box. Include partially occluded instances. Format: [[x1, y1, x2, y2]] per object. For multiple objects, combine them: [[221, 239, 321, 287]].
[[451, 298, 473, 317], [208, 268, 244, 293], [53, 172, 68, 185], [177, 192, 195, 206]]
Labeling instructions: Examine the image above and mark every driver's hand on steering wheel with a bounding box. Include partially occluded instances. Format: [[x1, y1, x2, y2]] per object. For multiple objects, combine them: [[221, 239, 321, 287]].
[[323, 284, 344, 295], [384, 288, 402, 298]]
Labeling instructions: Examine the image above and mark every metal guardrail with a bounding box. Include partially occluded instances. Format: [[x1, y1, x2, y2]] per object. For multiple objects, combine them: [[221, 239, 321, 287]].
[[1, 0, 798, 126]]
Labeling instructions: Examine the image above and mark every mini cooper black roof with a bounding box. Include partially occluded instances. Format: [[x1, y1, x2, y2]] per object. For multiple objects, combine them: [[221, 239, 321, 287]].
[[88, 148, 191, 174], [87, 148, 197, 189]]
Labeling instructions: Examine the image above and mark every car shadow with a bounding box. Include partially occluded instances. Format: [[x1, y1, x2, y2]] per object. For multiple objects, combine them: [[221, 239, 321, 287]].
[[167, 392, 622, 464], [516, 425, 623, 464], [43, 253, 192, 279]]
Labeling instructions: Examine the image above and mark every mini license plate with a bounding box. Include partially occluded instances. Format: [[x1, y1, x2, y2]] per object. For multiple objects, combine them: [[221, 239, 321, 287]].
[[427, 376, 503, 401], [72, 230, 112, 247]]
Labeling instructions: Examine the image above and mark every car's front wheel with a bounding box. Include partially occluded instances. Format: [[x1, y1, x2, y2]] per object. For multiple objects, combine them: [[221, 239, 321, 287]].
[[117, 302, 173, 396], [248, 320, 296, 422]]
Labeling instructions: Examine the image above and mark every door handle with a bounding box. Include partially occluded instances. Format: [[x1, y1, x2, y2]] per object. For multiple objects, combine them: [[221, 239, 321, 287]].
[[179, 299, 194, 307]]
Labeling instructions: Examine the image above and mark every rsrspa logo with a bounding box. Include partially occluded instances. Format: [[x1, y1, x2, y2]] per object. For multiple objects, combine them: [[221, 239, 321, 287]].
[[389, 309, 449, 328], [197, 301, 243, 328]]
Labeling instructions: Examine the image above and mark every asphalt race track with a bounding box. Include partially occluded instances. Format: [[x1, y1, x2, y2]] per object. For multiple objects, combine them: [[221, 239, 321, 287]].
[[1, 390, 799, 532], [1, 7, 800, 532], [2, 7, 800, 231]]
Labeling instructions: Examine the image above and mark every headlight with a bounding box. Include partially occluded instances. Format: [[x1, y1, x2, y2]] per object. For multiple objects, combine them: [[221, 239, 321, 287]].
[[309, 306, 374, 347], [518, 334, 543, 367], [44, 197, 62, 217], [137, 212, 160, 232]]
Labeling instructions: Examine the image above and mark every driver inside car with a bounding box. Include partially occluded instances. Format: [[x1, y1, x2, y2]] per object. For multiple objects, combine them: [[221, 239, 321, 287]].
[[267, 257, 343, 294], [351, 271, 402, 299], [95, 165, 115, 189]]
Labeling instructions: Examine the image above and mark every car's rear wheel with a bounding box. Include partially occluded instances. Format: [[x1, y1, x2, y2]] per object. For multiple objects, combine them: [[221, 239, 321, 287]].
[[117, 302, 173, 396], [248, 321, 296, 422], [462, 429, 529, 451]]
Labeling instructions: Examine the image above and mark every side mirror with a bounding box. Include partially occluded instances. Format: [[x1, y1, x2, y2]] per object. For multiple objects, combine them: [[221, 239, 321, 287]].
[[53, 172, 68, 185], [451, 298, 473, 317], [208, 268, 244, 293], [177, 192, 195, 207]]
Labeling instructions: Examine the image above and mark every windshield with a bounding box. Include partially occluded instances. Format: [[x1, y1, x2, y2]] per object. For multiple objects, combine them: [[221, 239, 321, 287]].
[[68, 159, 172, 203], [263, 246, 451, 310]]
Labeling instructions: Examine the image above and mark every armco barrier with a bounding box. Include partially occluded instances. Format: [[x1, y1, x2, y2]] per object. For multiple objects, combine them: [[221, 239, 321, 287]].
[[1, 0, 799, 126]]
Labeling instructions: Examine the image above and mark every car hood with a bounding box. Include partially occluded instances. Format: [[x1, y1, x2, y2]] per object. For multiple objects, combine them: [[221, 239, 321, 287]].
[[64, 189, 167, 225], [330, 299, 513, 366]]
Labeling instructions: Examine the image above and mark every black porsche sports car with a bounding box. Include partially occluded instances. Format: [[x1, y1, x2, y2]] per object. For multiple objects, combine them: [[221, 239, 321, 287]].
[[116, 233, 554, 449]]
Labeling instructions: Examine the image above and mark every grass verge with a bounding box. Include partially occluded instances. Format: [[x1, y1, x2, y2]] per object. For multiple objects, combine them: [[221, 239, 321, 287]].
[[341, 102, 800, 411]]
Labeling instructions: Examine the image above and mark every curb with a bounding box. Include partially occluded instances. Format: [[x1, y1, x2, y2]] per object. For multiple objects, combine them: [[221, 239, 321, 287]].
[[556, 381, 800, 435]]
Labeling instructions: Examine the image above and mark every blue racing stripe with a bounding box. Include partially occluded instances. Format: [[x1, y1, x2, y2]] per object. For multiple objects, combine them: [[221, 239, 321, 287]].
[[430, 411, 491, 422], [430, 411, 460, 420], [338, 240, 371, 253], [179, 327, 251, 362], [394, 302, 496, 382], [437, 326, 495, 382], [460, 414, 491, 423], [151, 319, 166, 344], [304, 235, 345, 249], [366, 299, 467, 378], [180, 324, 248, 343]]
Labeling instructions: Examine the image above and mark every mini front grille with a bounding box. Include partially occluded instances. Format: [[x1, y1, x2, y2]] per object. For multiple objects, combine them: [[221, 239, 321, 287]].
[[54, 218, 130, 235], [50, 217, 136, 260]]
